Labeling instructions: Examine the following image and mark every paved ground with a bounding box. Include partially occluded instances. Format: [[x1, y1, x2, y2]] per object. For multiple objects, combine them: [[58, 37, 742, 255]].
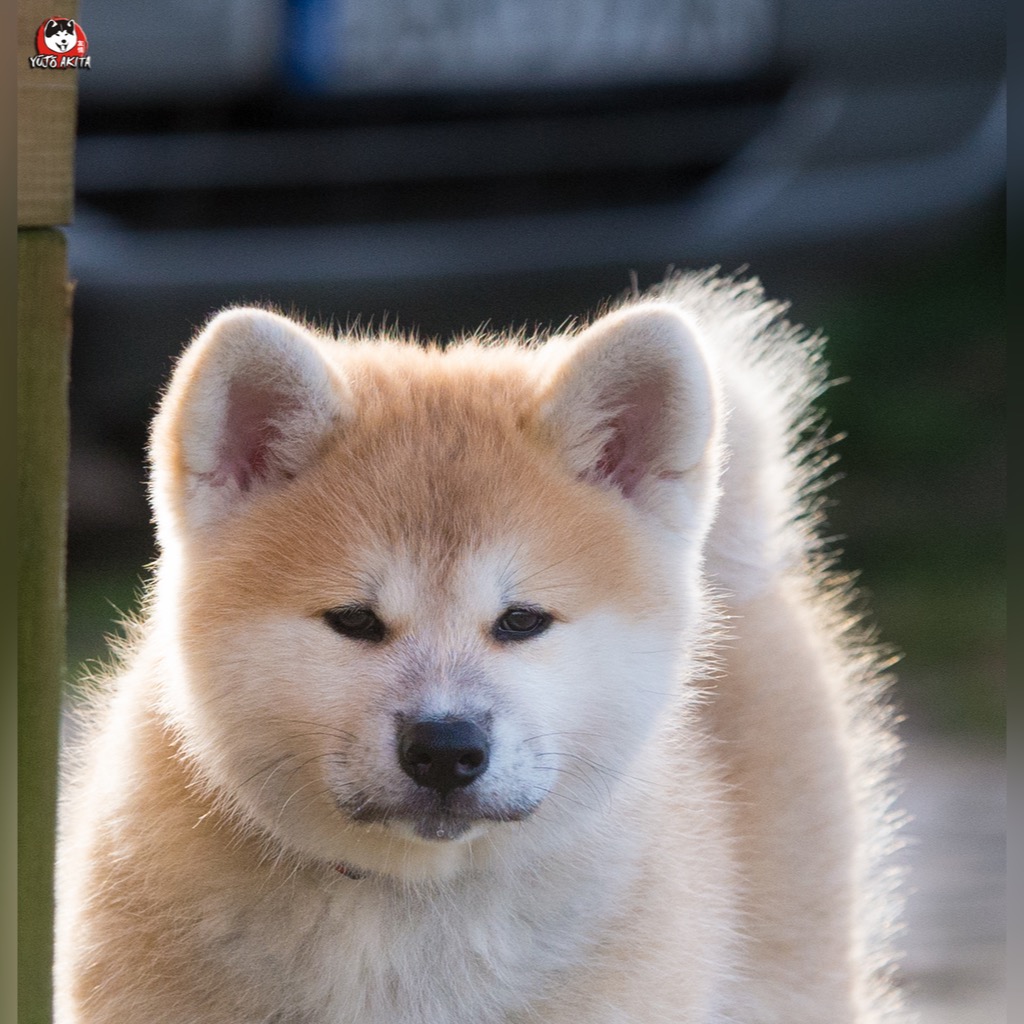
[[897, 735, 1005, 1023]]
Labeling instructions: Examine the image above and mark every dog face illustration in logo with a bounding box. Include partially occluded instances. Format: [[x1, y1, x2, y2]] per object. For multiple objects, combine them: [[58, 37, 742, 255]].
[[44, 19, 77, 53]]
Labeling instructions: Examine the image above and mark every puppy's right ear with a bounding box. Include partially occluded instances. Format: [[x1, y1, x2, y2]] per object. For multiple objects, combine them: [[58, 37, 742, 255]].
[[150, 308, 350, 538], [537, 303, 721, 537]]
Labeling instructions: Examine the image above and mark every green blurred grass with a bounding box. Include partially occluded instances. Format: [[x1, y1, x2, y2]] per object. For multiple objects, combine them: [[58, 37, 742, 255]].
[[67, 553, 152, 680], [806, 214, 1005, 736]]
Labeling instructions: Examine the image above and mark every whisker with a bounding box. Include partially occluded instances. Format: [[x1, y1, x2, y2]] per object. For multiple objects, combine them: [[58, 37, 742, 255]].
[[530, 762, 612, 809]]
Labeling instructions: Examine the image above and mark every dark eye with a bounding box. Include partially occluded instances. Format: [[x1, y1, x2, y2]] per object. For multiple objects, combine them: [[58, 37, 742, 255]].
[[492, 606, 553, 642], [323, 606, 386, 643]]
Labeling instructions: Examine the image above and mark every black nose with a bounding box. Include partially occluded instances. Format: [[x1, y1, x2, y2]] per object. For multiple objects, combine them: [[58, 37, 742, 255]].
[[397, 719, 490, 794]]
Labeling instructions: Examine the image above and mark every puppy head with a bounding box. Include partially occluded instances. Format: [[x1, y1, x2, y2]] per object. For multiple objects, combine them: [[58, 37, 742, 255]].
[[149, 304, 722, 881]]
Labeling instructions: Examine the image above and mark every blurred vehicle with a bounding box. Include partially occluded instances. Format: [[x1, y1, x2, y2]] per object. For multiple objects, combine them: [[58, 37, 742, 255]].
[[66, 0, 1004, 535]]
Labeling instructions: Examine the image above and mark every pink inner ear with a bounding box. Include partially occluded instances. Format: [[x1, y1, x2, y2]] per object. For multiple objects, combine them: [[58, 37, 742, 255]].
[[592, 377, 666, 498], [212, 379, 293, 492]]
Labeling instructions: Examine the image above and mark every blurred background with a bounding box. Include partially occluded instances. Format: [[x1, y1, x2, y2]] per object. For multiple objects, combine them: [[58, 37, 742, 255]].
[[63, 0, 1005, 1018]]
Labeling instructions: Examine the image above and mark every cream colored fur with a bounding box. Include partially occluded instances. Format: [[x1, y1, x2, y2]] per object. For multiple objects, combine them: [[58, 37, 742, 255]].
[[55, 273, 905, 1023]]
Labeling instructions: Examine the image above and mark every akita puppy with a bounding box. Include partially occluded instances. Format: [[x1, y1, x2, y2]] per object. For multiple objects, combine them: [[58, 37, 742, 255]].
[[56, 273, 905, 1023]]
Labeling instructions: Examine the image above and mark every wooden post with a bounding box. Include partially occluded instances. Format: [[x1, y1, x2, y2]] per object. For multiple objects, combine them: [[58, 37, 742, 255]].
[[18, 2, 79, 228], [17, 232, 72, 1024], [18, 2, 78, 1021]]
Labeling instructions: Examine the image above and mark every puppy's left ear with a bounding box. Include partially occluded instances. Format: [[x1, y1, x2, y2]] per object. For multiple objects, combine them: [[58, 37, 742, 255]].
[[538, 303, 721, 533], [150, 308, 350, 540]]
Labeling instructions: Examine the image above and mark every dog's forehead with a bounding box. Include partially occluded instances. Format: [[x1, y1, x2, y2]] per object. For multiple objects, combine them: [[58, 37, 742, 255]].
[[370, 539, 544, 614], [340, 353, 541, 467], [190, 348, 659, 618], [305, 363, 562, 556]]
